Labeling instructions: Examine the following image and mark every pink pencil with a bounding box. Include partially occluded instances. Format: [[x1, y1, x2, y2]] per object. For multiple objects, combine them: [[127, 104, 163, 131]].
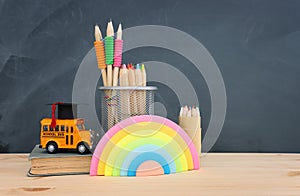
[[113, 24, 123, 86]]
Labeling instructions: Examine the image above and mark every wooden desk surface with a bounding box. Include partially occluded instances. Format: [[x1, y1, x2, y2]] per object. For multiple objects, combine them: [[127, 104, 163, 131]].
[[0, 153, 299, 195]]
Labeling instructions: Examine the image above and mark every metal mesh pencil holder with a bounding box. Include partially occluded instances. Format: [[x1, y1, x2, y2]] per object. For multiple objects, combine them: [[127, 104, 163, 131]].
[[98, 86, 157, 132]]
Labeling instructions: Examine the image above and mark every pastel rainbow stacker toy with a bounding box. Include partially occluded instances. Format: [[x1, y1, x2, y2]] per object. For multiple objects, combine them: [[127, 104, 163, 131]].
[[90, 115, 200, 177]]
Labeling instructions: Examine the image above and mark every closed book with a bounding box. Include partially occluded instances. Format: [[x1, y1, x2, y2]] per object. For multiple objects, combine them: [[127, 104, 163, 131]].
[[28, 145, 91, 177]]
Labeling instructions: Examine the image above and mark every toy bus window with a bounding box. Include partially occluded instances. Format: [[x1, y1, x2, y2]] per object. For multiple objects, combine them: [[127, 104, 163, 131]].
[[61, 125, 65, 132], [66, 135, 69, 145], [50, 126, 54, 131], [43, 125, 48, 131], [70, 135, 73, 145], [66, 126, 69, 133], [55, 125, 59, 131], [71, 127, 73, 133]]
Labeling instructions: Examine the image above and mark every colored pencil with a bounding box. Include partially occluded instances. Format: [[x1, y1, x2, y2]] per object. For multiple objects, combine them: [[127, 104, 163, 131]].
[[128, 64, 138, 115], [94, 25, 107, 86], [141, 64, 146, 87], [191, 106, 197, 117], [141, 64, 147, 114], [182, 105, 188, 117], [135, 64, 143, 115], [187, 107, 192, 117], [105, 20, 115, 129], [105, 20, 114, 86], [119, 64, 130, 120], [180, 106, 183, 117], [178, 105, 201, 155], [110, 24, 123, 123], [113, 24, 123, 86]]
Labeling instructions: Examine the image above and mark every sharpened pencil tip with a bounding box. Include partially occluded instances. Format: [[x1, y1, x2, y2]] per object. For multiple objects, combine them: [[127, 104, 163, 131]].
[[117, 23, 122, 39], [106, 20, 114, 36], [94, 25, 102, 41], [127, 64, 133, 69]]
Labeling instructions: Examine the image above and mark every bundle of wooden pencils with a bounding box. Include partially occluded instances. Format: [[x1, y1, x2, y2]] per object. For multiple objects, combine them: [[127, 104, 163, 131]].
[[119, 63, 147, 117], [179, 106, 201, 155], [94, 20, 147, 129], [94, 20, 123, 87]]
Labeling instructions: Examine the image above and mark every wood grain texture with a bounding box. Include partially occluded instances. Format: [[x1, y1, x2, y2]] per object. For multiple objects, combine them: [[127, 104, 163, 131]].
[[0, 153, 299, 195]]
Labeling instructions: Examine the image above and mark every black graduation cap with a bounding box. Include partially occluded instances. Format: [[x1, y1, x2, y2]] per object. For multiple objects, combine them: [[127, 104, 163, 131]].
[[57, 103, 78, 119], [47, 102, 80, 128], [47, 102, 78, 119]]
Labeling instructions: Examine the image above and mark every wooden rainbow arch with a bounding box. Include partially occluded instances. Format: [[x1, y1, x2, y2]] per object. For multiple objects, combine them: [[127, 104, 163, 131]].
[[90, 115, 200, 176]]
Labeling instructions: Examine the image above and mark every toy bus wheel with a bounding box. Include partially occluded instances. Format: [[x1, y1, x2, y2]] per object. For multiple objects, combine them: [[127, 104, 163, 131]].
[[77, 142, 89, 154], [46, 142, 58, 154]]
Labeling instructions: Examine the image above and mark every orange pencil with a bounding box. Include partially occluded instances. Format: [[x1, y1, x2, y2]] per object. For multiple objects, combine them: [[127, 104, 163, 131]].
[[94, 25, 107, 86]]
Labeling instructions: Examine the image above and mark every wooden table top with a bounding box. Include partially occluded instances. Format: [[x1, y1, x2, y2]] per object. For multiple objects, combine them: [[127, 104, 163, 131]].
[[0, 153, 299, 195]]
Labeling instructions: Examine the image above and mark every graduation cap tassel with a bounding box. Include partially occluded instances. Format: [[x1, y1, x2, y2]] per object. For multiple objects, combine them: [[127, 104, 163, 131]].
[[50, 102, 64, 129]]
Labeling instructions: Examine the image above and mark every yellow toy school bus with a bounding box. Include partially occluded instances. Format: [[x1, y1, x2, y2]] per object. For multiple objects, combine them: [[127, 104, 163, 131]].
[[40, 118, 92, 154]]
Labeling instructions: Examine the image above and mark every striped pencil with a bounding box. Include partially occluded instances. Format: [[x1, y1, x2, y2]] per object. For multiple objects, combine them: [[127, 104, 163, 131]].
[[105, 20, 114, 86], [110, 24, 123, 123], [113, 24, 123, 86], [105, 20, 114, 128], [94, 25, 107, 86]]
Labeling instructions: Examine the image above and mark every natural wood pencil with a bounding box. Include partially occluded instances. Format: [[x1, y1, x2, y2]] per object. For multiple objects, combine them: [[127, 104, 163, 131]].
[[135, 64, 143, 115], [141, 64, 147, 114], [119, 64, 130, 120], [128, 64, 138, 116]]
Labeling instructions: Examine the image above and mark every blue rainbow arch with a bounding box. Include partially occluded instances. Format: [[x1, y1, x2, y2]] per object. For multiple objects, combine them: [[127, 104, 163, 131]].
[[128, 152, 170, 176]]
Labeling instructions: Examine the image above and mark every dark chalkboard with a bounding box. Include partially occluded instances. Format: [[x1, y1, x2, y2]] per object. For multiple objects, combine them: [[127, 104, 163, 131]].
[[0, 0, 300, 153]]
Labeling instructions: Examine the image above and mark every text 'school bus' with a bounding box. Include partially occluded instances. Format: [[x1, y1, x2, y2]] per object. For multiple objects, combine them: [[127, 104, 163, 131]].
[[39, 118, 92, 154]]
